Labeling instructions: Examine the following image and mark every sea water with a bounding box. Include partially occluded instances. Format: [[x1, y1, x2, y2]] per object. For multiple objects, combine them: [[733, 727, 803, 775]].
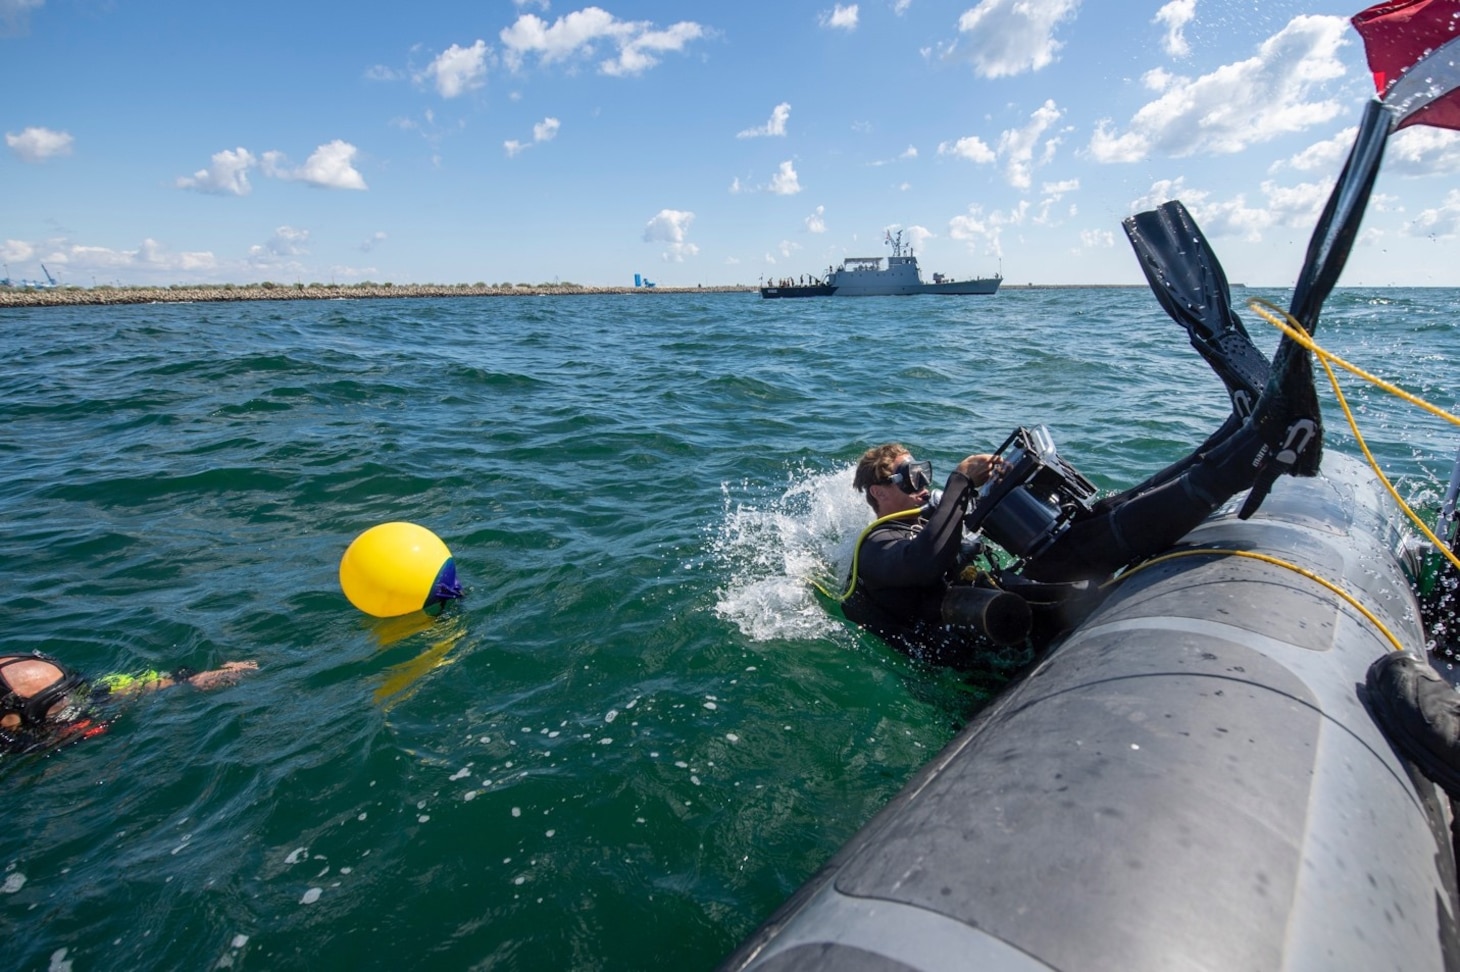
[[1, 287, 1457, 970]]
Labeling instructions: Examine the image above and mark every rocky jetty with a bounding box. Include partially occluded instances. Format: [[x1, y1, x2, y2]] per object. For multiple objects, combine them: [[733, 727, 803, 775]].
[[0, 282, 755, 308]]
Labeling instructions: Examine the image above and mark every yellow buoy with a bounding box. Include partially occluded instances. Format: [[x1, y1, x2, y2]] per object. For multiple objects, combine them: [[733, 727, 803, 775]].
[[339, 522, 462, 617]]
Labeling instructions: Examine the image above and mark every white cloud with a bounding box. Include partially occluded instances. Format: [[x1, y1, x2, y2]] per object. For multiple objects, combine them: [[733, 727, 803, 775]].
[[365, 64, 405, 82], [176, 147, 257, 195], [900, 145, 918, 159], [952, 0, 1081, 78], [1259, 178, 1332, 229], [806, 205, 826, 233], [0, 0, 42, 36], [738, 102, 791, 139], [894, 0, 912, 12], [1385, 126, 1460, 176], [1409, 189, 1460, 237], [28, 238, 217, 277], [1271, 127, 1355, 174], [1129, 178, 1314, 244], [1154, 0, 1195, 58], [1088, 15, 1349, 162], [1, 239, 35, 262], [250, 226, 311, 260], [500, 8, 705, 77], [262, 141, 368, 190], [360, 231, 387, 252], [1143, 67, 1177, 93], [770, 160, 802, 195], [607, 21, 705, 77], [729, 177, 744, 194], [1032, 181, 1079, 225], [6, 126, 73, 162], [949, 202, 1028, 259], [1129, 177, 1199, 215], [644, 209, 693, 242], [506, 117, 562, 157], [778, 239, 802, 258], [643, 208, 699, 261], [820, 4, 858, 30], [938, 135, 996, 163], [997, 99, 1062, 188], [425, 40, 491, 98], [903, 224, 934, 252], [1080, 228, 1116, 248]]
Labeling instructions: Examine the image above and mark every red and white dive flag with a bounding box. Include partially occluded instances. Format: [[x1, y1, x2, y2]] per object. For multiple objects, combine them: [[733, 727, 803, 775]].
[[1353, 0, 1460, 129]]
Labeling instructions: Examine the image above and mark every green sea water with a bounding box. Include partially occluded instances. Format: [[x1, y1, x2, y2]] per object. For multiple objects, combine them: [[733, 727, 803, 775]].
[[1, 288, 1457, 970]]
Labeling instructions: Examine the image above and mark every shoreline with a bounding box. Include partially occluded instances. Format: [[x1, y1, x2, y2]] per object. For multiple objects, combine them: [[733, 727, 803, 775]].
[[0, 283, 756, 308]]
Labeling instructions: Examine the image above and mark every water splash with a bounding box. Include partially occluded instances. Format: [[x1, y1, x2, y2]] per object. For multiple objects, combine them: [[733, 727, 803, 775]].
[[709, 464, 872, 642]]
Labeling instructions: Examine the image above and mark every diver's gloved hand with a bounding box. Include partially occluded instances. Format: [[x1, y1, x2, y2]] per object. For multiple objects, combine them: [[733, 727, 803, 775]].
[[1366, 652, 1460, 799]]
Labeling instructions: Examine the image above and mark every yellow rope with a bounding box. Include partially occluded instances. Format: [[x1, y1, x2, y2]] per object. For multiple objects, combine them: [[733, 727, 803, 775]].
[[809, 506, 924, 602], [1247, 297, 1460, 575], [1109, 546, 1406, 653]]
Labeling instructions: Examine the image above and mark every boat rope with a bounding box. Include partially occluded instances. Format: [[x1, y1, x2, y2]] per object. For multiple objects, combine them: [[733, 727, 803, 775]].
[[1108, 546, 1406, 653], [810, 507, 923, 603], [1247, 297, 1460, 575]]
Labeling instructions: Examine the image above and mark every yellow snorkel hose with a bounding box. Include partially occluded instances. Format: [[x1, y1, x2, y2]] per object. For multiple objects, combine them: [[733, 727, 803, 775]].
[[810, 506, 924, 603]]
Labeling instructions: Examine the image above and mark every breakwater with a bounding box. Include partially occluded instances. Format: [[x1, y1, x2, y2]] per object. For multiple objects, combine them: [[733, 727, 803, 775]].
[[0, 282, 755, 308]]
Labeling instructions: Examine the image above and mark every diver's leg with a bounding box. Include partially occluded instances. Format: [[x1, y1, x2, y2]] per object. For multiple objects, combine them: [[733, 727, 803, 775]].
[[1021, 425, 1260, 582], [1022, 340, 1319, 584]]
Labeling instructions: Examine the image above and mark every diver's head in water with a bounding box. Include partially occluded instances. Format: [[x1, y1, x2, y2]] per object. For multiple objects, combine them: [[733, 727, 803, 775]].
[[0, 656, 76, 729], [854, 443, 932, 516]]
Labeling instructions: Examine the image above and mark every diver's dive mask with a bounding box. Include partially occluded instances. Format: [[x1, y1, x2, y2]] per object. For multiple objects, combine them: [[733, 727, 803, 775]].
[[887, 459, 932, 494]]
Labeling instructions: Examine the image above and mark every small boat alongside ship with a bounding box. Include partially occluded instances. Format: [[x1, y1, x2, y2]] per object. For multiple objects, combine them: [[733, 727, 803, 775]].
[[759, 230, 1002, 299], [759, 279, 836, 299]]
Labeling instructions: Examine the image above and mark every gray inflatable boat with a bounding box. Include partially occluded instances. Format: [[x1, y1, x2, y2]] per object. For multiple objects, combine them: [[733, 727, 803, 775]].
[[721, 452, 1459, 971]]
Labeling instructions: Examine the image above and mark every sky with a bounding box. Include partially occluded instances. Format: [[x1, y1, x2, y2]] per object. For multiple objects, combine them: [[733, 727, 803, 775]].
[[3, 0, 1459, 288]]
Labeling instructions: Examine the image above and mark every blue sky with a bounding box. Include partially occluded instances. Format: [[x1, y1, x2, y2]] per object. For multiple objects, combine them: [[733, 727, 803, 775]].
[[3, 0, 1458, 288]]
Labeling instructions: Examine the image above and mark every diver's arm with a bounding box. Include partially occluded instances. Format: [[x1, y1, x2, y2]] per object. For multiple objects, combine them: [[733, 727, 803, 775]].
[[103, 661, 258, 696], [184, 661, 258, 690]]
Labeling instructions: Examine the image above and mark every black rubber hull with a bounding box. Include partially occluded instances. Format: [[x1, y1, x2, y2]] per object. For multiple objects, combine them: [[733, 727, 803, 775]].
[[722, 453, 1460, 971]]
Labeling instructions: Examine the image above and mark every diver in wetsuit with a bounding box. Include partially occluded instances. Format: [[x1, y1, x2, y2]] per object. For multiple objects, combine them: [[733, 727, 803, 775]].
[[840, 201, 1323, 669], [842, 358, 1316, 668], [0, 652, 257, 754]]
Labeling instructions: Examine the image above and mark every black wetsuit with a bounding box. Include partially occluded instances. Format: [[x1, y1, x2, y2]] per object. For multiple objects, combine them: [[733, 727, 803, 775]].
[[843, 421, 1266, 668]]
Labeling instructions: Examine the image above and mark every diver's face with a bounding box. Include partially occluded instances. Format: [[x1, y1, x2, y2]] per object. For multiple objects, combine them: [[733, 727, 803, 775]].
[[0, 659, 68, 727], [869, 453, 928, 515]]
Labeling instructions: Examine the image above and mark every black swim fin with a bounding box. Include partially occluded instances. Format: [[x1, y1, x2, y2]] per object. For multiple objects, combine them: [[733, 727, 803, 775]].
[[1123, 201, 1271, 418], [1233, 101, 1391, 517]]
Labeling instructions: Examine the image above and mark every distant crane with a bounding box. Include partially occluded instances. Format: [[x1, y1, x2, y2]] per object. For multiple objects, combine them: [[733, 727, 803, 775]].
[[11, 264, 59, 289]]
